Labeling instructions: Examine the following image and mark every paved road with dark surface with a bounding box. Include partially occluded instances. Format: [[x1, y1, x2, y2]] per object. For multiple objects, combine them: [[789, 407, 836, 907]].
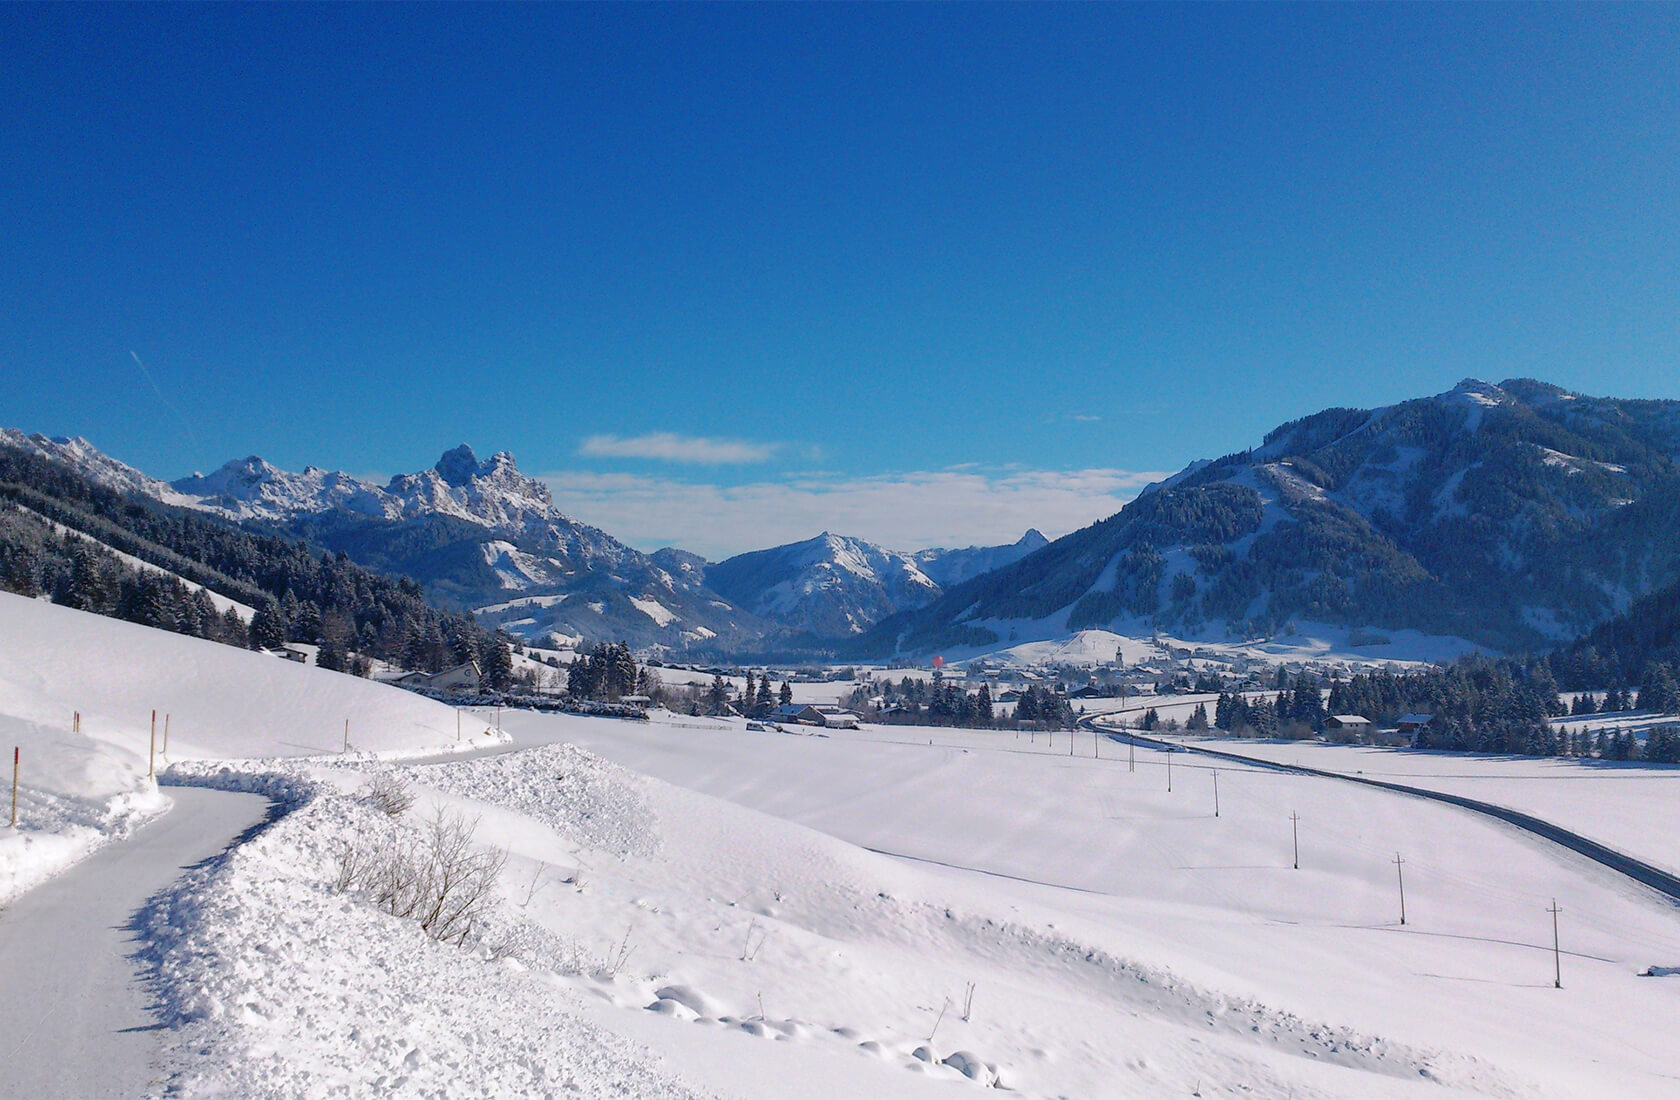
[[1085, 716, 1680, 907], [0, 787, 274, 1098]]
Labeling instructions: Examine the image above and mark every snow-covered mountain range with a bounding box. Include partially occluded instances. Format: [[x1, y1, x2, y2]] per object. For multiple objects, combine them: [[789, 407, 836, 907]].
[[857, 379, 1680, 658], [0, 432, 1041, 652], [701, 530, 1047, 638]]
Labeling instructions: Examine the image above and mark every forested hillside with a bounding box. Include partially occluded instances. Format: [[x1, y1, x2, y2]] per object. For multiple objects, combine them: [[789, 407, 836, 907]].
[[857, 379, 1680, 657], [0, 442, 510, 680]]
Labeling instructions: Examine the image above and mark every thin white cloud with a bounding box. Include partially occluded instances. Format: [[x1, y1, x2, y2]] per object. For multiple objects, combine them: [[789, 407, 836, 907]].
[[578, 432, 780, 464], [538, 467, 1172, 561]]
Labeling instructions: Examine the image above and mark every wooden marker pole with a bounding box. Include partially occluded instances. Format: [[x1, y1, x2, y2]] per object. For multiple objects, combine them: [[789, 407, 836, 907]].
[[163, 713, 170, 754], [344, 718, 350, 754], [456, 709, 462, 741], [10, 746, 18, 828], [1548, 899, 1563, 988], [1393, 852, 1407, 926], [1291, 811, 1301, 869], [1212, 769, 1220, 817], [149, 709, 156, 778]]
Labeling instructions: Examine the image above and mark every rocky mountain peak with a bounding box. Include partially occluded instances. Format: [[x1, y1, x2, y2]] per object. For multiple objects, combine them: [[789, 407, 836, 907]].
[[433, 444, 480, 487]]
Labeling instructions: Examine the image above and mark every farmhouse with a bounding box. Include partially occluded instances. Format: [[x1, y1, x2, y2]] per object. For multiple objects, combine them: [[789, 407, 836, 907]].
[[388, 661, 484, 693], [771, 703, 861, 729], [1325, 714, 1373, 737]]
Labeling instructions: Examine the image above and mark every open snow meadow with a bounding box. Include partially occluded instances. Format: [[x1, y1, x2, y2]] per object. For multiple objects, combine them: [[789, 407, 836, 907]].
[[5, 589, 1680, 1098]]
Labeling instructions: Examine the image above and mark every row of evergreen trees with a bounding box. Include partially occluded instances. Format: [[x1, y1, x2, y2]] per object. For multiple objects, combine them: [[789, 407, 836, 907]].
[[841, 677, 1075, 729], [1208, 658, 1679, 759]]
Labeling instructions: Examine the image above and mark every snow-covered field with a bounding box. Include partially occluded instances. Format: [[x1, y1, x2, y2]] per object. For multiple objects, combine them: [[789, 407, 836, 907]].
[[1153, 734, 1680, 881], [6, 590, 1680, 1097]]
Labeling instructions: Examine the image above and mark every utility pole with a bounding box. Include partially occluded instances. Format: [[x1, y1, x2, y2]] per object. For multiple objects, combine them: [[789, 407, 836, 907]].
[[1393, 852, 1407, 926], [1212, 769, 1220, 817], [1548, 899, 1563, 988], [1166, 746, 1173, 792], [1290, 811, 1300, 869]]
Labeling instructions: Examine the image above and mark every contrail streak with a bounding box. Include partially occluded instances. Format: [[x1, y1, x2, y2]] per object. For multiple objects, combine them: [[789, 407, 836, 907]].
[[129, 350, 201, 450]]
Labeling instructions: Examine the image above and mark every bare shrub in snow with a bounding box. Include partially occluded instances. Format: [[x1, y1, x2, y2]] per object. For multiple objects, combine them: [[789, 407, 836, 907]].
[[360, 773, 415, 817], [335, 807, 506, 945]]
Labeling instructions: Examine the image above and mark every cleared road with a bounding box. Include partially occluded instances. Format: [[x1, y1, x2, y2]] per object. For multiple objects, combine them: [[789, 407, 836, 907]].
[[0, 786, 275, 1098]]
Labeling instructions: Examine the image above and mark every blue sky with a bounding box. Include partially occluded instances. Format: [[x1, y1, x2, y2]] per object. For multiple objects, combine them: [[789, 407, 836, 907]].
[[4, 4, 1677, 558]]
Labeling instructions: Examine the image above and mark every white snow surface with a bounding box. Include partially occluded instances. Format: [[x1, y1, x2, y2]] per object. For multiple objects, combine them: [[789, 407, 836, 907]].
[[8, 588, 1680, 1097]]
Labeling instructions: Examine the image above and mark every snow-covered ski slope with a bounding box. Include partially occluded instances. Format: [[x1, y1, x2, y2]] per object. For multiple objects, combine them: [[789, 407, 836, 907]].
[[5, 589, 1680, 1096]]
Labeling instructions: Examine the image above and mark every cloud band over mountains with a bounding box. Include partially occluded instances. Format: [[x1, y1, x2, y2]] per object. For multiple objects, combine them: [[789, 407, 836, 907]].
[[539, 466, 1169, 560]]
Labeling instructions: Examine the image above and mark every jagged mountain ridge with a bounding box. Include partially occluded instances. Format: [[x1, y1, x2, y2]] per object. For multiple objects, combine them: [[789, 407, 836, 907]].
[[10, 436, 764, 651], [172, 444, 563, 530], [854, 379, 1680, 658]]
